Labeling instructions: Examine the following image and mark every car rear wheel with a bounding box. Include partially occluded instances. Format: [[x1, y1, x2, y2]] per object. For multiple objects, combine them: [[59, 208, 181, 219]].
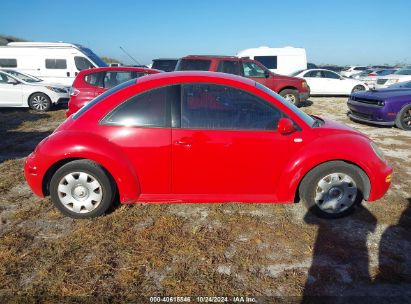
[[351, 85, 365, 93], [299, 161, 367, 218], [395, 104, 411, 131], [29, 93, 51, 112], [50, 160, 115, 218], [279, 89, 300, 107]]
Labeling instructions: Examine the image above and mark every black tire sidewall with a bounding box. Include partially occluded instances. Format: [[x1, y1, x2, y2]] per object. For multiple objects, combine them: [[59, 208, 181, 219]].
[[395, 104, 411, 130], [29, 93, 51, 112], [300, 162, 365, 219], [50, 160, 114, 219]]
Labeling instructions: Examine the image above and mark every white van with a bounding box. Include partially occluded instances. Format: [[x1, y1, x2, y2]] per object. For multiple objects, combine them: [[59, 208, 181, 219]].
[[237, 46, 307, 75], [0, 42, 107, 86]]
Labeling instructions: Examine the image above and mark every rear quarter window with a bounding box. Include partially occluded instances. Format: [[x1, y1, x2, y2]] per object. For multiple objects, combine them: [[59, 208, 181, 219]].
[[177, 59, 211, 71]]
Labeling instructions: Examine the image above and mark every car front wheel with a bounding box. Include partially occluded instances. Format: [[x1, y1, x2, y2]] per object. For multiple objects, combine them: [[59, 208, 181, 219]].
[[50, 160, 115, 218], [351, 85, 365, 93], [395, 104, 411, 131], [299, 161, 367, 218], [279, 89, 300, 107], [29, 93, 52, 112]]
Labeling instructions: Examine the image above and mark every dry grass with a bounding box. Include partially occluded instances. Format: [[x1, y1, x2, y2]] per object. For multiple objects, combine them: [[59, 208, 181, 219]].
[[0, 99, 410, 301]]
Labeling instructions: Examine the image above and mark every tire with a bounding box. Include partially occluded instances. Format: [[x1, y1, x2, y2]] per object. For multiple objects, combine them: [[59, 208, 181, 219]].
[[28, 93, 52, 112], [394, 104, 411, 131], [279, 89, 300, 107], [351, 85, 365, 93], [299, 161, 367, 219], [50, 160, 115, 219]]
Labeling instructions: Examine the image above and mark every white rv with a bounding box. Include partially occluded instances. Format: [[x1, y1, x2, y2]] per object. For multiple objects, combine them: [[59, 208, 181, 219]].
[[0, 42, 107, 85], [237, 46, 307, 75]]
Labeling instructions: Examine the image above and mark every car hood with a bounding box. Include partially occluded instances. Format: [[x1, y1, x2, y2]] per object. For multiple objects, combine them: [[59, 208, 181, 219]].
[[351, 88, 411, 100], [313, 116, 368, 139]]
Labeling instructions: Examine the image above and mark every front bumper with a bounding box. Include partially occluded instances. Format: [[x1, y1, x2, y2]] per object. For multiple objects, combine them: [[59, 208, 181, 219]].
[[299, 92, 310, 102], [368, 163, 393, 201], [347, 98, 396, 126]]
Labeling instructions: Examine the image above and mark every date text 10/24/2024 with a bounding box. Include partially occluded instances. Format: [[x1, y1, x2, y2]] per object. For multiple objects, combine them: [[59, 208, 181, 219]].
[[149, 296, 257, 303]]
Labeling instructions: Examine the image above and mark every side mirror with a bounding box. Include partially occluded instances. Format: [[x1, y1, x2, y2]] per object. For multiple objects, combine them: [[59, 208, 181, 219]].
[[264, 70, 270, 78], [277, 117, 296, 135]]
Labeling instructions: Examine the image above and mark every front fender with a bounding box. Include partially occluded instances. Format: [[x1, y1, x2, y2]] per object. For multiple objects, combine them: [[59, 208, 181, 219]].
[[38, 131, 141, 203], [275, 133, 378, 202]]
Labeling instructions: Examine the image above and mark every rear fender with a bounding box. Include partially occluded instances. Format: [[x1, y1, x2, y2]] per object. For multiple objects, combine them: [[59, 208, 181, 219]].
[[40, 131, 140, 203]]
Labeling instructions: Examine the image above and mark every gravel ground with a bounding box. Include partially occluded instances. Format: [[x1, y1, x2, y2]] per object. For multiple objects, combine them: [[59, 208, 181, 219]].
[[0, 97, 410, 302]]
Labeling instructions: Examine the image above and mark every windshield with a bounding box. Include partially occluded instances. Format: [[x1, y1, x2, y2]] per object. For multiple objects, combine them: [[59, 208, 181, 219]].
[[72, 79, 135, 119], [77, 46, 108, 67], [3, 70, 42, 83], [394, 67, 411, 75], [255, 83, 315, 127], [152, 60, 178, 72]]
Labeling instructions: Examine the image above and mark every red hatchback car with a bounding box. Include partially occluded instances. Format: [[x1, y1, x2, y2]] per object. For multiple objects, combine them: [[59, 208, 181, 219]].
[[25, 72, 392, 219], [67, 67, 160, 116]]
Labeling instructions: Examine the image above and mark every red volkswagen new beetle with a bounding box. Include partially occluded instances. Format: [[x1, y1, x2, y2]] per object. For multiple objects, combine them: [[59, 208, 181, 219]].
[[24, 72, 392, 219]]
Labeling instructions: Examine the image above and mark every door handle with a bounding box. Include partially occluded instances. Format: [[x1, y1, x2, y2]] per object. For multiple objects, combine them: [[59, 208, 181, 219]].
[[67, 71, 70, 77], [174, 140, 192, 148]]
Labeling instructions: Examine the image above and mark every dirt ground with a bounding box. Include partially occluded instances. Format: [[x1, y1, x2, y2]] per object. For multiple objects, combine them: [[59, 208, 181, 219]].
[[0, 98, 410, 302]]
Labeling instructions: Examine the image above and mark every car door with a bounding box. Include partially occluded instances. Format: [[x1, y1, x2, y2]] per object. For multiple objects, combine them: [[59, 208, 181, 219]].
[[100, 85, 176, 194], [43, 58, 72, 85], [0, 72, 23, 106], [172, 83, 299, 199], [321, 70, 344, 94], [241, 60, 270, 86], [302, 70, 324, 94]]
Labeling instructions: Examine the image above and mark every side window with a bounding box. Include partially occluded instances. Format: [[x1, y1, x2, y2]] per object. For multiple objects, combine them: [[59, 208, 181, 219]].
[[304, 70, 322, 78], [0, 73, 17, 84], [242, 62, 266, 78], [254, 56, 277, 69], [322, 71, 340, 79], [0, 58, 17, 68], [74, 56, 95, 71], [102, 85, 178, 128], [181, 84, 283, 131], [354, 67, 367, 71], [103, 71, 134, 88], [84, 72, 104, 86], [217, 60, 241, 75], [45, 59, 67, 69]]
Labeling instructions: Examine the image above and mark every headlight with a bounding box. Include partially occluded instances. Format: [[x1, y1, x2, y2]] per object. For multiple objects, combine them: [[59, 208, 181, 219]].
[[302, 81, 308, 88], [370, 141, 385, 161], [46, 86, 67, 93]]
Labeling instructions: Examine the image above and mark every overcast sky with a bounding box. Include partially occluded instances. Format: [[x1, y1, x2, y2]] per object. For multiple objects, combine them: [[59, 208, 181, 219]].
[[2, 0, 410, 66]]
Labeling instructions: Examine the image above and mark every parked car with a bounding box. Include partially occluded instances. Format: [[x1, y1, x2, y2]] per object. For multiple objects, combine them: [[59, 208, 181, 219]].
[[375, 66, 411, 89], [292, 69, 368, 95], [347, 88, 411, 130], [0, 70, 69, 111], [0, 69, 70, 90], [67, 66, 160, 116], [151, 58, 179, 72], [25, 71, 392, 219], [237, 46, 307, 75], [0, 42, 107, 86], [175, 55, 310, 106], [389, 80, 411, 89], [352, 69, 398, 89], [340, 66, 368, 78]]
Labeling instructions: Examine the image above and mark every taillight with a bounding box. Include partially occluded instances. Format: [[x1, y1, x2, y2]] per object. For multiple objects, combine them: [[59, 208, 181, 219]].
[[368, 73, 377, 76], [69, 87, 80, 96]]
